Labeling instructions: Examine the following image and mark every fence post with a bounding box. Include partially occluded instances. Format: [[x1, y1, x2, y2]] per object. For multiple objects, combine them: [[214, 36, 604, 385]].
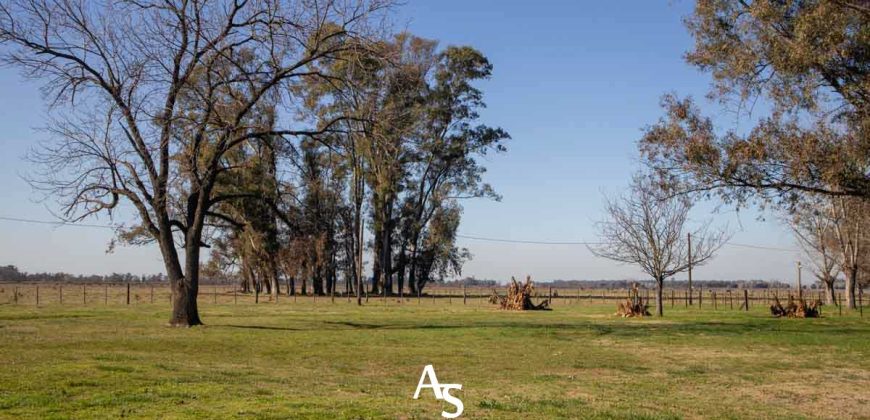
[[743, 289, 749, 311], [838, 292, 843, 316], [59, 285, 63, 304], [83, 285, 87, 305], [860, 288, 864, 318], [126, 283, 131, 305], [36, 285, 39, 306], [214, 286, 218, 304], [234, 288, 237, 304], [255, 286, 259, 304], [699, 285, 703, 308], [13, 287, 18, 304], [150, 285, 154, 303], [463, 284, 467, 305], [549, 287, 553, 305], [104, 284, 108, 304]]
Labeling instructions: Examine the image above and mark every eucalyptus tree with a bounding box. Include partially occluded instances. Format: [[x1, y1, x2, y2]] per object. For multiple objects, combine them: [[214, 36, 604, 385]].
[[398, 45, 509, 295], [639, 1, 869, 208], [0, 0, 390, 325], [590, 176, 728, 317]]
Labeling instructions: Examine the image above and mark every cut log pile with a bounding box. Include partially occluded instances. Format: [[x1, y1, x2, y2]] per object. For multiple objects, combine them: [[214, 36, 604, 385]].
[[615, 284, 650, 317], [492, 276, 550, 310], [770, 294, 822, 318]]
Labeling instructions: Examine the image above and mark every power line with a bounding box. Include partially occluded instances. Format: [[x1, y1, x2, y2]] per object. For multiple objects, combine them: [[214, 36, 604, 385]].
[[0, 216, 116, 229], [0, 215, 801, 252], [456, 234, 604, 245], [721, 242, 797, 252], [457, 233, 798, 252]]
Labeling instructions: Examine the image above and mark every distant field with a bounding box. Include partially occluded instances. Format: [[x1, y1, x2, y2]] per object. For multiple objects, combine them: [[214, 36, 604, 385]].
[[0, 293, 868, 419]]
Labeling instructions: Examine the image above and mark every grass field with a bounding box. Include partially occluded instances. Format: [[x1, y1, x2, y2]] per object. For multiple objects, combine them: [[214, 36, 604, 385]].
[[0, 297, 868, 419]]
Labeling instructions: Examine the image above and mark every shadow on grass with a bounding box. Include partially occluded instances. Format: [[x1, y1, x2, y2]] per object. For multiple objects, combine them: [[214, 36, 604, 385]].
[[209, 318, 868, 339], [214, 324, 302, 331]]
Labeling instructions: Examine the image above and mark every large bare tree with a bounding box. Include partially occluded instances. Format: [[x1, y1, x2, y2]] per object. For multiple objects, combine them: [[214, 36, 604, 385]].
[[590, 176, 728, 317], [0, 0, 390, 325]]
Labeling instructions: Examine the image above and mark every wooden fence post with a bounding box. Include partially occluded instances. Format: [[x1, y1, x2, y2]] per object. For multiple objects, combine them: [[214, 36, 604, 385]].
[[13, 287, 18, 304], [860, 288, 864, 318], [126, 283, 131, 305], [214, 286, 218, 304], [36, 285, 39, 306], [699, 285, 703, 308], [255, 286, 259, 304], [59, 285, 63, 304], [743, 289, 749, 311], [104, 284, 108, 304], [463, 284, 467, 305], [83, 285, 87, 305], [150, 285, 154, 303]]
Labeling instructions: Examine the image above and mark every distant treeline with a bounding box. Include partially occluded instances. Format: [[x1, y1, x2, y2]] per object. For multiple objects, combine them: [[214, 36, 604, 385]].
[[0, 265, 168, 284], [435, 277, 817, 290]]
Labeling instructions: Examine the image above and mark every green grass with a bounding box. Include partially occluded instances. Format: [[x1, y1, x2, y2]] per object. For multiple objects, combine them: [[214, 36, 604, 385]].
[[0, 299, 868, 419]]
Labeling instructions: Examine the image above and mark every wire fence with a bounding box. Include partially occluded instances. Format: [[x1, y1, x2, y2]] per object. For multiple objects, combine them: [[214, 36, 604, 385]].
[[0, 283, 864, 316]]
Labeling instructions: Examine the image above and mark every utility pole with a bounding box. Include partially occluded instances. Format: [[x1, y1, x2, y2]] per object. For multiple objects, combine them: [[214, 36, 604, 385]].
[[688, 232, 693, 306]]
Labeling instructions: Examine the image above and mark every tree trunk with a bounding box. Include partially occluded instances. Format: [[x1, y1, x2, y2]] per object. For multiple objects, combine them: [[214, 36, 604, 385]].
[[396, 248, 406, 298], [382, 215, 393, 295], [169, 240, 202, 326], [824, 278, 836, 306], [371, 226, 382, 294], [845, 266, 858, 309], [270, 260, 279, 301], [655, 276, 664, 317]]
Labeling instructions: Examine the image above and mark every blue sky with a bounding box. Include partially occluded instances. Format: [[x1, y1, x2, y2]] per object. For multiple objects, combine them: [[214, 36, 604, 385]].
[[0, 1, 801, 282]]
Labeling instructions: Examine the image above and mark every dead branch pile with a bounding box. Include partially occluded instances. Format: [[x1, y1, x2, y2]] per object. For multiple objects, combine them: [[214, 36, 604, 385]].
[[770, 294, 822, 318], [615, 284, 650, 317], [494, 276, 550, 310]]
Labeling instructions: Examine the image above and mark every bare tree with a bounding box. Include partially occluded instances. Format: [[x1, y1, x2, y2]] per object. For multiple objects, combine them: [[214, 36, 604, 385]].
[[590, 176, 728, 317], [789, 198, 841, 305], [0, 0, 390, 326], [827, 197, 866, 309]]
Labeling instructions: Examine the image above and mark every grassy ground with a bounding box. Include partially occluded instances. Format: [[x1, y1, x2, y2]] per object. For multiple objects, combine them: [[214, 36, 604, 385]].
[[0, 297, 868, 419]]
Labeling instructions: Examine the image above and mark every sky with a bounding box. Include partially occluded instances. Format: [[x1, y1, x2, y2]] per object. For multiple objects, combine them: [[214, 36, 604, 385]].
[[0, 1, 802, 283]]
